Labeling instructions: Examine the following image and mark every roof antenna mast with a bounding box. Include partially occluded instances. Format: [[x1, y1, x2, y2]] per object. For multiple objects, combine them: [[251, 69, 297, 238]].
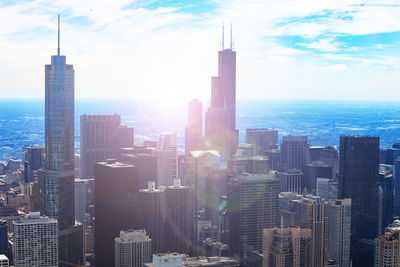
[[230, 22, 233, 50], [57, 14, 60, 56], [222, 22, 224, 50]]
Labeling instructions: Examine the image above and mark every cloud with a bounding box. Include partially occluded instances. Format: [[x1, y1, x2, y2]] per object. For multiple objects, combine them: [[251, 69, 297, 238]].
[[298, 39, 343, 52], [0, 0, 400, 101]]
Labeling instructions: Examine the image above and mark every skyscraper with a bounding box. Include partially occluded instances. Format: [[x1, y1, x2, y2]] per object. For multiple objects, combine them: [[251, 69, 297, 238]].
[[375, 220, 400, 267], [0, 221, 7, 259], [263, 227, 312, 267], [278, 169, 303, 194], [328, 199, 351, 267], [38, 15, 83, 266], [228, 173, 279, 257], [292, 195, 329, 267], [94, 160, 139, 267], [164, 179, 194, 255], [185, 100, 203, 157], [114, 230, 152, 267], [138, 182, 166, 253], [80, 114, 134, 178], [120, 147, 157, 190], [157, 133, 178, 186], [75, 178, 87, 263], [204, 25, 238, 160], [23, 146, 45, 183], [13, 212, 58, 267], [302, 161, 332, 195], [338, 136, 380, 266], [245, 129, 278, 155], [280, 135, 310, 171]]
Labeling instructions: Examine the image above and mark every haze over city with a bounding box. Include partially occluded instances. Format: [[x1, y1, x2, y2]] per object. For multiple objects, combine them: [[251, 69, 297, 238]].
[[1, 0, 400, 102]]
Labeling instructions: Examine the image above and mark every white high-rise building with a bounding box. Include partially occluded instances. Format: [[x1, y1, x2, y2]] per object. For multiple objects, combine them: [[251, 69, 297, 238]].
[[157, 133, 178, 186], [75, 178, 87, 262], [13, 212, 58, 267], [152, 253, 185, 267], [328, 199, 351, 267], [115, 230, 152, 267], [0, 255, 9, 267]]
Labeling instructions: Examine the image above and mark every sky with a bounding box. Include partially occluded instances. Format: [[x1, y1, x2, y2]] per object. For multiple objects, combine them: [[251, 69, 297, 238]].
[[1, 0, 400, 102]]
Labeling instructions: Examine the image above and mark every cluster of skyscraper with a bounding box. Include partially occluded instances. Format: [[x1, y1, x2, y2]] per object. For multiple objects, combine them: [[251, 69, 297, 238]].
[[2, 16, 400, 267]]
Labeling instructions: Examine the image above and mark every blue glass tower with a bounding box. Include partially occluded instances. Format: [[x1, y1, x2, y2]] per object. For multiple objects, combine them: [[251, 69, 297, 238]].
[[39, 15, 83, 266], [40, 15, 75, 231]]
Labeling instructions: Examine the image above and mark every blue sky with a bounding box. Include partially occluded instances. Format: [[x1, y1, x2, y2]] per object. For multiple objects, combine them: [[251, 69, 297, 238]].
[[0, 0, 400, 102]]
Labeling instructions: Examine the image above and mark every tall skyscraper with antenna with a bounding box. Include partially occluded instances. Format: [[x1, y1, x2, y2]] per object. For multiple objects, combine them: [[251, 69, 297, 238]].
[[39, 14, 84, 266], [205, 24, 238, 159]]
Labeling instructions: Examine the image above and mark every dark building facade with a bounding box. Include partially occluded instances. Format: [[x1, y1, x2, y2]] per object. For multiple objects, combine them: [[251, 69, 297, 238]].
[[338, 136, 380, 267], [164, 179, 195, 255], [138, 182, 166, 253], [204, 27, 238, 160], [23, 146, 45, 183], [94, 160, 139, 267], [302, 162, 332, 195], [0, 220, 8, 258]]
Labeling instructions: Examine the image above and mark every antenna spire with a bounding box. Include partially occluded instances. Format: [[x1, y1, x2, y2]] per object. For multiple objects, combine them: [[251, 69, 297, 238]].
[[57, 14, 60, 56], [222, 22, 224, 50], [230, 22, 233, 50]]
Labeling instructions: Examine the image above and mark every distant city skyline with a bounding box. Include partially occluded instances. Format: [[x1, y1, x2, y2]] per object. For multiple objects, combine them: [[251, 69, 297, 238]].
[[1, 0, 400, 102]]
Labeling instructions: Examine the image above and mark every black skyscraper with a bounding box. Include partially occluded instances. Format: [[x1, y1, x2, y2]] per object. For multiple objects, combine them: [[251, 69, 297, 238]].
[[204, 25, 238, 159], [94, 160, 139, 267], [338, 136, 380, 267]]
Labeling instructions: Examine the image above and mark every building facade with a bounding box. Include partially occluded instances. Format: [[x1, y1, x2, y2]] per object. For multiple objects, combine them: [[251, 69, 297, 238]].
[[115, 230, 152, 267], [338, 136, 380, 266], [228, 173, 279, 257], [13, 212, 58, 267]]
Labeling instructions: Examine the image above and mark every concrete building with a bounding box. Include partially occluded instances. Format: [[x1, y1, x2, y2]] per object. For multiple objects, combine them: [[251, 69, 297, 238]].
[[115, 230, 152, 267], [157, 133, 178, 186], [0, 255, 8, 267], [0, 254, 10, 267], [328, 199, 351, 267], [228, 173, 279, 257], [375, 220, 400, 267], [80, 114, 134, 178], [280, 136, 310, 171], [245, 129, 278, 155], [291, 195, 329, 267], [145, 254, 239, 267], [263, 227, 312, 267], [278, 170, 302, 194], [13, 212, 58, 267], [150, 253, 185, 267]]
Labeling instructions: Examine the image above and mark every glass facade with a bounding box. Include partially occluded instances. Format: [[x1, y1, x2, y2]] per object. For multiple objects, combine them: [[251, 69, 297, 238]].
[[40, 55, 75, 231]]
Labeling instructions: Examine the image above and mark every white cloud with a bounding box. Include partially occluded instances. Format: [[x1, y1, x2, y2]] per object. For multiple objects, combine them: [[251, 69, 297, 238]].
[[0, 0, 400, 101], [298, 39, 343, 52]]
